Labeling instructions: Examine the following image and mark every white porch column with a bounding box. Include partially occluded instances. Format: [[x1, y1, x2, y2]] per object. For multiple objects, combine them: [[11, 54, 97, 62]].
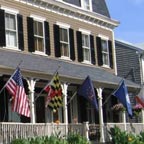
[[142, 109, 144, 123], [61, 83, 68, 132], [97, 87, 105, 143], [27, 78, 36, 124], [122, 111, 127, 131]]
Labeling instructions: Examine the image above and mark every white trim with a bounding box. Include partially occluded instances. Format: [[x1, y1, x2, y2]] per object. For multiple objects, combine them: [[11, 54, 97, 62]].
[[30, 14, 46, 21], [79, 28, 91, 34], [1, 6, 19, 14], [98, 34, 109, 40], [32, 51, 47, 56], [56, 22, 70, 28]]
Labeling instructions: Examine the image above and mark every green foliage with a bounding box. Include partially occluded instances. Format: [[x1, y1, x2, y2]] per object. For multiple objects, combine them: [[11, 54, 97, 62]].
[[67, 133, 89, 144], [11, 132, 89, 144], [109, 125, 144, 144]]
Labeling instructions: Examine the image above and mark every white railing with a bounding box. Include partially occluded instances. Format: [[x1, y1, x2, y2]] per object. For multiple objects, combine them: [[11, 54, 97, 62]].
[[0, 122, 143, 144], [0, 122, 85, 144]]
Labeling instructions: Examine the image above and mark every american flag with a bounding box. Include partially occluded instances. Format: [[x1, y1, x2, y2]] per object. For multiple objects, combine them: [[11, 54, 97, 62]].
[[6, 68, 30, 117]]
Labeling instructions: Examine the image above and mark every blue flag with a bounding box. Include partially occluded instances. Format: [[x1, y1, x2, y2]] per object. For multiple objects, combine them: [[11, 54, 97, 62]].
[[113, 80, 133, 118], [77, 76, 98, 111]]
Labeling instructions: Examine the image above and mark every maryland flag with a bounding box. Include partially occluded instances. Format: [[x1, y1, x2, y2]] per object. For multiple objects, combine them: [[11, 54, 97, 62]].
[[44, 72, 63, 111]]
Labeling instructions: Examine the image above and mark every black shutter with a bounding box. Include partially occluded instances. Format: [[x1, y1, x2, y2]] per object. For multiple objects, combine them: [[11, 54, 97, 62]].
[[44, 21, 50, 55], [17, 14, 24, 51], [53, 24, 61, 57], [69, 28, 75, 61], [108, 40, 113, 68], [96, 36, 103, 66], [27, 17, 35, 52], [76, 31, 83, 62], [0, 9, 6, 47], [90, 35, 96, 65]]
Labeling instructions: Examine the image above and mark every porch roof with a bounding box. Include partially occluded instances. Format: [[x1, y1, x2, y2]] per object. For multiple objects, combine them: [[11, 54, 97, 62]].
[[0, 49, 140, 91]]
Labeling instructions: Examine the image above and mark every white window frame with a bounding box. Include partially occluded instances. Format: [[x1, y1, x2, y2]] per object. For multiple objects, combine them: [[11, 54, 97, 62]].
[[99, 35, 110, 68], [30, 14, 46, 55], [1, 6, 19, 50], [81, 0, 92, 11], [79, 29, 91, 64], [57, 22, 70, 60]]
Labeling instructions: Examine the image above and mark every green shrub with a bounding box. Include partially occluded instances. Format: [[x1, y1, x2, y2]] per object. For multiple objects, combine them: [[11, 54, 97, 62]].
[[11, 133, 89, 144], [108, 125, 144, 144]]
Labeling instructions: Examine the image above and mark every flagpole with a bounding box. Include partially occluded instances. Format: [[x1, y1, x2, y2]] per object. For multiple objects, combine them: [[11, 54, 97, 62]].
[[103, 79, 124, 106], [67, 91, 77, 106], [0, 60, 23, 95], [34, 65, 61, 102]]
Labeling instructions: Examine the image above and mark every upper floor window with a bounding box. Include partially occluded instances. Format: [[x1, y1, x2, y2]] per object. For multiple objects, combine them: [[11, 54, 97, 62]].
[[101, 39, 109, 66], [34, 20, 44, 52], [27, 15, 50, 55], [53, 22, 75, 61], [81, 0, 92, 11], [0, 7, 24, 50], [82, 33, 91, 62], [60, 27, 70, 57], [5, 12, 17, 48], [96, 36, 113, 68], [77, 29, 96, 65]]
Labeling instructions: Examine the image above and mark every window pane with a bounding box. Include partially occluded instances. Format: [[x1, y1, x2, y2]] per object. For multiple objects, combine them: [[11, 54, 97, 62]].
[[9, 14, 16, 30], [82, 34, 90, 62], [6, 31, 17, 47], [5, 12, 17, 48], [83, 0, 90, 10], [102, 53, 109, 65], [60, 27, 69, 57], [35, 37, 44, 52], [34, 21, 38, 35], [101, 39, 109, 66], [83, 48, 90, 61], [34, 20, 44, 52], [61, 43, 69, 57], [101, 40, 108, 52], [60, 28, 68, 42], [38, 22, 43, 36], [5, 13, 16, 30]]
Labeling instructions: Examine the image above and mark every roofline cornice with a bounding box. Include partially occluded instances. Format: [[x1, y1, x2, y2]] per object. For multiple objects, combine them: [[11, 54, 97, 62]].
[[18, 0, 119, 29]]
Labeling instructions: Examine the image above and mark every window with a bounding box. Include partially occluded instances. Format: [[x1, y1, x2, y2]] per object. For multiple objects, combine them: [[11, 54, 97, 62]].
[[34, 20, 44, 52], [60, 27, 70, 57], [4, 9, 18, 49], [81, 0, 92, 11], [82, 34, 91, 62], [101, 39, 109, 66], [27, 15, 50, 55]]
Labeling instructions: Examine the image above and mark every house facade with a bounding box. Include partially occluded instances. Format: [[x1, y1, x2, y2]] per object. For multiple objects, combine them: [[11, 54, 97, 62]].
[[0, 0, 140, 143], [115, 39, 144, 122]]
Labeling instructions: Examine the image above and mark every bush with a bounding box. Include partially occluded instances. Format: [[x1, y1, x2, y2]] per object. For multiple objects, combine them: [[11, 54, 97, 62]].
[[108, 125, 144, 144], [11, 133, 89, 144]]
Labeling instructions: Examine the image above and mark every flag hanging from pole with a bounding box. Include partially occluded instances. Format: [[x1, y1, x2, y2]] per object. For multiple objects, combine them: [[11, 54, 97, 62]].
[[44, 72, 63, 111], [77, 76, 98, 111], [113, 80, 133, 118], [135, 85, 144, 107], [6, 68, 30, 117]]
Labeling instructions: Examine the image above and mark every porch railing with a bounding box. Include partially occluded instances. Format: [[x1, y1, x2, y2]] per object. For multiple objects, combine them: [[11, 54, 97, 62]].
[[0, 122, 143, 144]]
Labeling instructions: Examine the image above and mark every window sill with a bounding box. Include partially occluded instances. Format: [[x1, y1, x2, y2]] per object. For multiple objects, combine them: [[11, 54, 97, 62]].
[[32, 51, 47, 56], [60, 56, 72, 61], [82, 61, 92, 65], [102, 65, 111, 69], [3, 46, 21, 51]]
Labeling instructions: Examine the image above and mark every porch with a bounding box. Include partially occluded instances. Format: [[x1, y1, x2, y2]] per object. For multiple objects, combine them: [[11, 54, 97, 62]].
[[0, 122, 143, 144]]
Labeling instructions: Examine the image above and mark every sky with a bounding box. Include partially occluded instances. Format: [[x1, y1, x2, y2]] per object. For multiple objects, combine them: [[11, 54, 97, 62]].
[[106, 0, 144, 44]]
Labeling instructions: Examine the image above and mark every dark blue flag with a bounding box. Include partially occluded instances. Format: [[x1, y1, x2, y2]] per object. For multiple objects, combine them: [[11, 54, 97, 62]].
[[77, 76, 98, 111], [113, 80, 133, 118]]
